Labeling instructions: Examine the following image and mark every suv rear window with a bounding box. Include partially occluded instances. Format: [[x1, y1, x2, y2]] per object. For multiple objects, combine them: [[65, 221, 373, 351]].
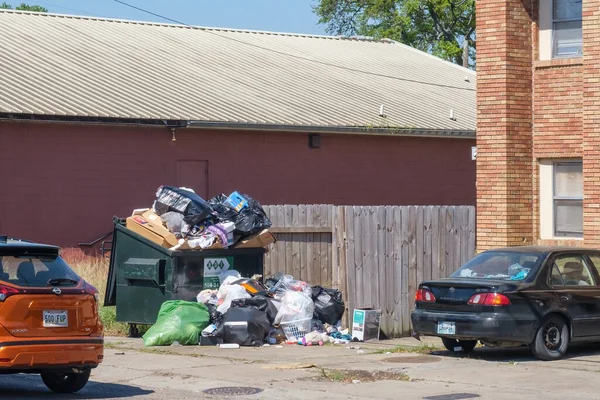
[[0, 256, 81, 287]]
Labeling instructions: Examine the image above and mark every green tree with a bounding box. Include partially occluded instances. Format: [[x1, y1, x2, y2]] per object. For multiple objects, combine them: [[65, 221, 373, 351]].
[[0, 2, 48, 12], [313, 0, 476, 68]]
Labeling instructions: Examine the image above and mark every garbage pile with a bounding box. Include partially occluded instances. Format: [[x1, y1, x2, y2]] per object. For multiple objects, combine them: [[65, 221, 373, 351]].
[[142, 271, 350, 348], [126, 186, 276, 251]]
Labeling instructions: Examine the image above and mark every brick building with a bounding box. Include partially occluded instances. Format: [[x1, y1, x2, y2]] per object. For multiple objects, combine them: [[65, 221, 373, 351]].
[[0, 11, 476, 247], [476, 0, 598, 250]]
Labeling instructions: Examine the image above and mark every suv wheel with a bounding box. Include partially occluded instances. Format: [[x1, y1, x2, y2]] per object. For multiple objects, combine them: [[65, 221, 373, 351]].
[[41, 369, 91, 393]]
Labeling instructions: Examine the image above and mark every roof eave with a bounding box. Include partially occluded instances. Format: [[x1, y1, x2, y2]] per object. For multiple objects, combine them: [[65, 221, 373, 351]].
[[188, 120, 476, 139]]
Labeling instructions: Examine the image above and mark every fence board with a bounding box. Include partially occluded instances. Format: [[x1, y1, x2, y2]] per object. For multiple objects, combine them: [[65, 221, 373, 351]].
[[354, 206, 364, 308], [345, 206, 356, 329], [306, 205, 315, 284], [321, 204, 331, 287], [401, 207, 410, 336], [423, 206, 433, 282], [431, 207, 440, 281], [298, 205, 308, 281], [416, 206, 425, 307], [377, 206, 387, 332]]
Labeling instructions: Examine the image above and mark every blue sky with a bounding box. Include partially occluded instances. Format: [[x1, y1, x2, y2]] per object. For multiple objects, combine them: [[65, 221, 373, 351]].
[[20, 0, 327, 35]]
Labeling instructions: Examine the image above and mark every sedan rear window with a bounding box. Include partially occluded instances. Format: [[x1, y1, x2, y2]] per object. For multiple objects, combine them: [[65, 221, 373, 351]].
[[0, 256, 81, 287], [450, 251, 545, 281]]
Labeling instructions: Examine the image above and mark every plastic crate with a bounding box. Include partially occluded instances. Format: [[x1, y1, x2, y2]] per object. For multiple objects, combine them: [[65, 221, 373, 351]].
[[280, 318, 312, 341]]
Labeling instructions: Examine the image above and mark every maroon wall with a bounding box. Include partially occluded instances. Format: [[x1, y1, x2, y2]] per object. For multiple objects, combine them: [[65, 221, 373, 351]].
[[0, 121, 475, 246]]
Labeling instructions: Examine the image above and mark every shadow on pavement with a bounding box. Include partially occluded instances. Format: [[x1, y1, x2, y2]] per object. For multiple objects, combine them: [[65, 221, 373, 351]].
[[0, 374, 154, 399], [430, 342, 600, 364]]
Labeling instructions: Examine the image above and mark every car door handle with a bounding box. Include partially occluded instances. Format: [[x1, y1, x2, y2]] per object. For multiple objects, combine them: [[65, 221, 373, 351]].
[[560, 295, 571, 302]]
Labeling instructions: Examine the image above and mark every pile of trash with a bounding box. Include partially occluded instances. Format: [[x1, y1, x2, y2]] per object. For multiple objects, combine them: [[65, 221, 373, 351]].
[[126, 186, 276, 251], [143, 271, 350, 348]]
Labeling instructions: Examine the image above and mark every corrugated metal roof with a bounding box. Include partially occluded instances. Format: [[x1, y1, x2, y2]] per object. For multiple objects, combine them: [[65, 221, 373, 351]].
[[0, 10, 476, 134]]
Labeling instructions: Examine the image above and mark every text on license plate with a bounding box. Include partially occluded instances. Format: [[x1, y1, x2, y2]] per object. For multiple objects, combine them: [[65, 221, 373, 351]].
[[43, 310, 68, 327], [437, 321, 455, 335]]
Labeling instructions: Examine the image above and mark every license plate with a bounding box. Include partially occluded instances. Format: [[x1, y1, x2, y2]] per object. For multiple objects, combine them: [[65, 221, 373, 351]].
[[437, 321, 456, 335], [43, 310, 68, 328]]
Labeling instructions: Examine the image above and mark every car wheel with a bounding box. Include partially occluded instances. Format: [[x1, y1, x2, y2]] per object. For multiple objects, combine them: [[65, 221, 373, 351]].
[[531, 315, 568, 361], [41, 369, 91, 394], [441, 337, 477, 353]]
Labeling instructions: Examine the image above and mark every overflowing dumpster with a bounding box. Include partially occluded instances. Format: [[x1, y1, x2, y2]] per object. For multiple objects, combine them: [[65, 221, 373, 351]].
[[104, 218, 265, 336]]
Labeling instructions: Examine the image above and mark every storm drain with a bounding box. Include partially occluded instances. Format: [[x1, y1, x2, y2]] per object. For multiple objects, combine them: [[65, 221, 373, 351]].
[[384, 355, 441, 364], [423, 394, 480, 400], [203, 387, 264, 396]]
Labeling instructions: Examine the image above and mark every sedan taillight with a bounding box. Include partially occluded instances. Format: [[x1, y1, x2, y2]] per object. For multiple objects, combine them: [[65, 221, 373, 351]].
[[467, 293, 511, 306], [415, 288, 436, 303]]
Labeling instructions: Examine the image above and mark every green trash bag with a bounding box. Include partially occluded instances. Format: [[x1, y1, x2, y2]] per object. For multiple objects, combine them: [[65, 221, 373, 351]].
[[143, 300, 210, 346]]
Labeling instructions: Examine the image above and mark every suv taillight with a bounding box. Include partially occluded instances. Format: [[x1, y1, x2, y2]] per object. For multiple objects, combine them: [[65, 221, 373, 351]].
[[415, 288, 436, 303], [82, 281, 100, 303], [467, 293, 511, 306], [0, 285, 21, 301]]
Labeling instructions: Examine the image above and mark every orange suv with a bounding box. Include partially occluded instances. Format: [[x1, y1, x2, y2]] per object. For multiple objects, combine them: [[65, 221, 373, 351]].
[[0, 237, 103, 393]]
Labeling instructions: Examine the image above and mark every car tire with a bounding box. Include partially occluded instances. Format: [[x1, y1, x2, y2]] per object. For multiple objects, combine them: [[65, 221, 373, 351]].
[[441, 337, 477, 353], [41, 369, 91, 394], [530, 315, 568, 361]]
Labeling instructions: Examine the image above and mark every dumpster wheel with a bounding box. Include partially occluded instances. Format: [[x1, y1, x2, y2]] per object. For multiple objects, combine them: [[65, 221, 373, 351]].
[[128, 324, 139, 338]]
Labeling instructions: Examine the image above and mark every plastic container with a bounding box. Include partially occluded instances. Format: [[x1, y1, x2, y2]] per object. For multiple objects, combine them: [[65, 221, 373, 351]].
[[280, 318, 312, 342], [223, 191, 248, 212]]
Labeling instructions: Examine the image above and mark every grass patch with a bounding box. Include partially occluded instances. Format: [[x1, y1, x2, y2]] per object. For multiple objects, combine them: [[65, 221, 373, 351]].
[[61, 249, 131, 336], [371, 344, 444, 355], [318, 368, 410, 383]]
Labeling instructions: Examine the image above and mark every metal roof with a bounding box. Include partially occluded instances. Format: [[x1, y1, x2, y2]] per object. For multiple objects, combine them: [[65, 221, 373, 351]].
[[0, 10, 476, 136]]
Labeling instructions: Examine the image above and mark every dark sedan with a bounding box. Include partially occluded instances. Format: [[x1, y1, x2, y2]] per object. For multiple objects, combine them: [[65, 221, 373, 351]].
[[411, 246, 600, 360]]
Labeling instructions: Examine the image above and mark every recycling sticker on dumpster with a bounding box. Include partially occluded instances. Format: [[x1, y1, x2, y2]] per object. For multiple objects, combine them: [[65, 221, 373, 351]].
[[203, 257, 234, 290]]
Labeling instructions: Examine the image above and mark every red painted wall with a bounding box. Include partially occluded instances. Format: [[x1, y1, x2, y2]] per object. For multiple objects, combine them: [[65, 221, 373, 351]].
[[0, 121, 475, 246]]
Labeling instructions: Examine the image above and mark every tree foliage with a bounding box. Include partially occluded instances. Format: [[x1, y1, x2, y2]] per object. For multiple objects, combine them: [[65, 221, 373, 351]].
[[313, 0, 476, 68], [0, 2, 48, 12]]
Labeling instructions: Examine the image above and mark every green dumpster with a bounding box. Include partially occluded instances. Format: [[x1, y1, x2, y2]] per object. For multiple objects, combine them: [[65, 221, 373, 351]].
[[103, 217, 265, 336]]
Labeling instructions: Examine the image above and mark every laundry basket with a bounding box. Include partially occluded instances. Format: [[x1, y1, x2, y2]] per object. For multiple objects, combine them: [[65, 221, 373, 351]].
[[280, 318, 312, 341]]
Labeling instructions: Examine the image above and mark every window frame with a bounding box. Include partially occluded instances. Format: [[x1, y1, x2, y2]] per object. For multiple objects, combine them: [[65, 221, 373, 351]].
[[552, 160, 583, 238], [551, 0, 583, 59]]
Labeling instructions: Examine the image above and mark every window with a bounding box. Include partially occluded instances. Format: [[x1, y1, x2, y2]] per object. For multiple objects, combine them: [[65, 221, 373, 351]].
[[549, 255, 596, 286], [553, 161, 583, 237], [0, 256, 80, 287], [553, 0, 583, 58], [588, 255, 600, 278], [450, 251, 544, 281]]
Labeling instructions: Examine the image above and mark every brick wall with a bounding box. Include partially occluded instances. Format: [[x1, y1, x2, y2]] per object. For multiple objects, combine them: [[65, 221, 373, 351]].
[[582, 0, 600, 247], [532, 63, 583, 242], [476, 0, 534, 251]]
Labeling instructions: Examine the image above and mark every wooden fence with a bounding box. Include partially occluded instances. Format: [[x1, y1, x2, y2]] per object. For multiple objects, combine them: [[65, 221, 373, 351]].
[[263, 205, 476, 338]]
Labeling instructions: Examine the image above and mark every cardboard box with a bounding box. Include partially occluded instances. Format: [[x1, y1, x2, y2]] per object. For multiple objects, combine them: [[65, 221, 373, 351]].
[[125, 209, 179, 248], [352, 308, 381, 342], [234, 229, 277, 249]]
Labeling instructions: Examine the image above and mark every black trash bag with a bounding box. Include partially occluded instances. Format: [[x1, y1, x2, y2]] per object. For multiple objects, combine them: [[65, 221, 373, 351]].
[[311, 286, 345, 325], [208, 194, 238, 221], [232, 194, 272, 237], [208, 193, 272, 238], [230, 296, 280, 325], [154, 186, 215, 223], [222, 307, 270, 347], [264, 272, 285, 291], [205, 304, 225, 338]]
